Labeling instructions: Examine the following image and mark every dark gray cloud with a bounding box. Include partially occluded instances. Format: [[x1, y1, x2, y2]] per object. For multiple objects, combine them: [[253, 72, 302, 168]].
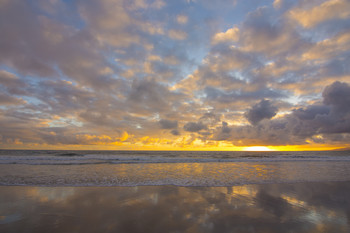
[[228, 120, 295, 146], [240, 6, 309, 58], [127, 79, 186, 115], [183, 122, 207, 132], [0, 93, 25, 105], [170, 129, 180, 136], [322, 57, 350, 77], [0, 71, 28, 96], [293, 105, 330, 120], [213, 121, 232, 141], [290, 81, 350, 136], [221, 121, 231, 134], [204, 86, 286, 105], [0, 0, 124, 91], [0, 1, 57, 77], [199, 112, 221, 127], [159, 119, 178, 129], [227, 81, 350, 145], [245, 99, 278, 125], [323, 81, 350, 114]]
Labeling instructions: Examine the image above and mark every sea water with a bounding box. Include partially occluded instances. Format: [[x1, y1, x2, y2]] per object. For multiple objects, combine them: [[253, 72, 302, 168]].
[[0, 150, 350, 186]]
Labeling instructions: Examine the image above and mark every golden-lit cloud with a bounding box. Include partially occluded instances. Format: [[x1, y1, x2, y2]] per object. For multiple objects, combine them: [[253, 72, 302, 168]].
[[288, 0, 350, 28], [212, 27, 239, 44], [301, 31, 350, 61], [273, 0, 282, 9], [176, 14, 188, 24]]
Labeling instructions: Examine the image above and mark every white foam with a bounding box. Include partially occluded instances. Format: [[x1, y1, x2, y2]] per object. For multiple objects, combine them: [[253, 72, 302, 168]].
[[1, 153, 350, 165]]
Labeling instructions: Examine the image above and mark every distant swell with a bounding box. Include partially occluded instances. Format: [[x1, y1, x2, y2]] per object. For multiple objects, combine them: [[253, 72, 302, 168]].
[[56, 152, 84, 157], [1, 154, 350, 165]]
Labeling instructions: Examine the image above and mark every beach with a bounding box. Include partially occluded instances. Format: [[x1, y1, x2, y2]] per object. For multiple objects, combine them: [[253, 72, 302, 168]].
[[1, 182, 350, 233], [1, 150, 350, 232]]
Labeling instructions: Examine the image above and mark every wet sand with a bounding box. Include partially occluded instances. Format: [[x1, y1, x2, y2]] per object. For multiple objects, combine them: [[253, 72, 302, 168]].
[[1, 182, 350, 233]]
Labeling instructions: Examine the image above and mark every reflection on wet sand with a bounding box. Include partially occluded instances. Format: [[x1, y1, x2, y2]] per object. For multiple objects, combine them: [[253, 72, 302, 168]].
[[2, 161, 350, 186], [1, 182, 350, 233]]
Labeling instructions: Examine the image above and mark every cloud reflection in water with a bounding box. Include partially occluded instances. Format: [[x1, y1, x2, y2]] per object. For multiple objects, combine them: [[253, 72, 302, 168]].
[[0, 182, 350, 232]]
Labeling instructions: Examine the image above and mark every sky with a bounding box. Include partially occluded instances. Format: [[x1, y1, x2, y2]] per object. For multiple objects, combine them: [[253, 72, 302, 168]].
[[1, 0, 350, 151]]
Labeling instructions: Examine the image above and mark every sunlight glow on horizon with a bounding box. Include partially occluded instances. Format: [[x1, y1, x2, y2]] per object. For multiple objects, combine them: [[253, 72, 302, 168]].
[[243, 146, 276, 152]]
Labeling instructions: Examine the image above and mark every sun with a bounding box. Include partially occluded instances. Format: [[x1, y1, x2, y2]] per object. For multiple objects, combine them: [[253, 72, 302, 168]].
[[243, 146, 275, 151]]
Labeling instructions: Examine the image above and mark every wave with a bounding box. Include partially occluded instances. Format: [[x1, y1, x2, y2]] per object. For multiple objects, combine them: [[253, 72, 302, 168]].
[[0, 154, 350, 165], [56, 152, 84, 157]]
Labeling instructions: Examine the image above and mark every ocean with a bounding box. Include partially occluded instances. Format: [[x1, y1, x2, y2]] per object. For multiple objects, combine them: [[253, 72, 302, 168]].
[[1, 150, 350, 186]]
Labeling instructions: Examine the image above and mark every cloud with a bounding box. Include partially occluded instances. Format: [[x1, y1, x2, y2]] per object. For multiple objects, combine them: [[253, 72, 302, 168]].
[[288, 0, 350, 28], [200, 112, 221, 126], [273, 0, 282, 9], [245, 99, 278, 125], [213, 121, 232, 141], [293, 105, 330, 120], [0, 70, 28, 95], [176, 15, 188, 24], [0, 70, 20, 83], [212, 27, 239, 44], [227, 81, 350, 145], [323, 81, 350, 113], [239, 6, 306, 57], [159, 119, 178, 129], [288, 81, 350, 136], [127, 79, 185, 114], [170, 129, 180, 136], [204, 86, 285, 107], [0, 93, 26, 106], [183, 122, 207, 132], [0, 1, 57, 77], [150, 0, 165, 9], [168, 29, 187, 40], [78, 0, 137, 47], [300, 31, 350, 62]]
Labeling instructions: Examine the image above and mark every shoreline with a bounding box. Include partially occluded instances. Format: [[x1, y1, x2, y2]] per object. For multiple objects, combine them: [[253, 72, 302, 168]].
[[1, 179, 350, 187], [2, 160, 350, 187]]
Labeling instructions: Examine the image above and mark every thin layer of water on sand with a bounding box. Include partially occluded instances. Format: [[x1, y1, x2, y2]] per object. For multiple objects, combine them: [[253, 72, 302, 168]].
[[1, 182, 349, 233]]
